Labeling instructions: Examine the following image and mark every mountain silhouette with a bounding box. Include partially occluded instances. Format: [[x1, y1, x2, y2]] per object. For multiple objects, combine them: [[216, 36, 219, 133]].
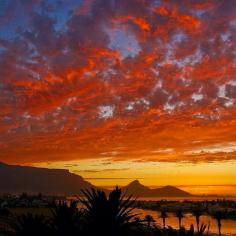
[[0, 162, 97, 195], [0, 163, 191, 197], [122, 180, 191, 197]]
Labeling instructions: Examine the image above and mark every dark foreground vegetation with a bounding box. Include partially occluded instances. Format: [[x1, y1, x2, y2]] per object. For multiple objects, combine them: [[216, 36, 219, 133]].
[[0, 188, 233, 236]]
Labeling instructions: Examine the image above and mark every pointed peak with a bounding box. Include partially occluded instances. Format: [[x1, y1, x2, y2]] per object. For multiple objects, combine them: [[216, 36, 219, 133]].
[[164, 185, 175, 188], [162, 185, 178, 190], [124, 179, 150, 193], [129, 179, 143, 186]]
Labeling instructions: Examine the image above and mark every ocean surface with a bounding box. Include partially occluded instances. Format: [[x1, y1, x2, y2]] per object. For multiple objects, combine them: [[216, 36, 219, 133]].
[[137, 196, 236, 201], [76, 195, 236, 235], [133, 196, 236, 235], [133, 208, 236, 235], [134, 196, 236, 235]]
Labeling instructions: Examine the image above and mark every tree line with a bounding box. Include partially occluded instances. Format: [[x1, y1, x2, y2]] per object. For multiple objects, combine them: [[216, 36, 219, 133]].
[[0, 187, 227, 236]]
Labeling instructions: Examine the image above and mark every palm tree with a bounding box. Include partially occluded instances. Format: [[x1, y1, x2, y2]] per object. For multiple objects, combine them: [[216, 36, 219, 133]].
[[175, 209, 184, 229], [159, 210, 168, 228], [80, 187, 137, 236], [144, 214, 155, 228], [50, 200, 81, 236], [192, 209, 202, 234], [207, 220, 211, 235], [212, 210, 226, 236], [199, 223, 207, 236]]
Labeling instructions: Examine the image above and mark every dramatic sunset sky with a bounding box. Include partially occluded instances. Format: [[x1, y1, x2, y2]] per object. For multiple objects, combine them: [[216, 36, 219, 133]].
[[0, 0, 236, 195]]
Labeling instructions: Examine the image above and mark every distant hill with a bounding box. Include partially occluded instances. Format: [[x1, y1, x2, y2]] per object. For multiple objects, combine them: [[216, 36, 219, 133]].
[[122, 180, 191, 197], [0, 162, 97, 195]]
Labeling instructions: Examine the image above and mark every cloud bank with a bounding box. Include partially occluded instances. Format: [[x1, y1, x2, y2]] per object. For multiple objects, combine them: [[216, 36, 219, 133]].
[[0, 0, 236, 163]]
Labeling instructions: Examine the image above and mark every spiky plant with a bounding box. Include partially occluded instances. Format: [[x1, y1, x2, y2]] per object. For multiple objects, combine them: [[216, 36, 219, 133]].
[[80, 187, 137, 236], [50, 200, 82, 236]]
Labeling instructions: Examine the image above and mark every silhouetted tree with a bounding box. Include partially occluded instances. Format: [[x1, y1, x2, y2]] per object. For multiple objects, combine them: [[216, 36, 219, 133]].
[[144, 214, 155, 228], [80, 187, 137, 236], [50, 201, 81, 236], [159, 210, 168, 228], [189, 224, 194, 236], [175, 209, 184, 229], [199, 223, 207, 236], [0, 188, 218, 236], [212, 210, 226, 236], [207, 220, 211, 235], [192, 209, 202, 234]]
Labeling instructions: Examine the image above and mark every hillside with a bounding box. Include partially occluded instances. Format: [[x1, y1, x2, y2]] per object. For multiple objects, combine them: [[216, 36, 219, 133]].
[[122, 180, 191, 197]]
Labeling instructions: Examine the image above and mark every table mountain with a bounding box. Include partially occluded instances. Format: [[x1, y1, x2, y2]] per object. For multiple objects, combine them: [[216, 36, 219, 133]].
[[0, 162, 95, 195]]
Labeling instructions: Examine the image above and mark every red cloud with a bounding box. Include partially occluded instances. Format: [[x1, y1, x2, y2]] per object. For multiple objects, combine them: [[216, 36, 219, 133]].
[[0, 0, 236, 164]]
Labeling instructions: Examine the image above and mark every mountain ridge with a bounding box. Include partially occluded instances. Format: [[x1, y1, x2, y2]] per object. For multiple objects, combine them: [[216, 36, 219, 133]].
[[121, 180, 192, 197], [0, 162, 191, 197], [0, 162, 95, 195]]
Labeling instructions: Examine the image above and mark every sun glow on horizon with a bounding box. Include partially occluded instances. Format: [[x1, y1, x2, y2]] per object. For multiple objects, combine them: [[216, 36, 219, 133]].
[[27, 158, 236, 195]]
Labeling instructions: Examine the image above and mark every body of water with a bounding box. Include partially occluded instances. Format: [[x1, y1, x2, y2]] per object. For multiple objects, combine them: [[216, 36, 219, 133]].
[[134, 208, 236, 235], [138, 196, 236, 201]]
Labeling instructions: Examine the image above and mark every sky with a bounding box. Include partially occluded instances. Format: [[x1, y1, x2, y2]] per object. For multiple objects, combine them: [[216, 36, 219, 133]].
[[0, 0, 236, 195]]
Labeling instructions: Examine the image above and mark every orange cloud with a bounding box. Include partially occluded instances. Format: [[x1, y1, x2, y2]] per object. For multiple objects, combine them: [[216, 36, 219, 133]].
[[0, 0, 236, 165]]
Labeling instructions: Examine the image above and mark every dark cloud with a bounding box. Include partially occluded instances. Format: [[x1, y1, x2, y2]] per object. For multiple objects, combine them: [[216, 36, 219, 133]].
[[226, 85, 236, 99], [0, 0, 236, 164]]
